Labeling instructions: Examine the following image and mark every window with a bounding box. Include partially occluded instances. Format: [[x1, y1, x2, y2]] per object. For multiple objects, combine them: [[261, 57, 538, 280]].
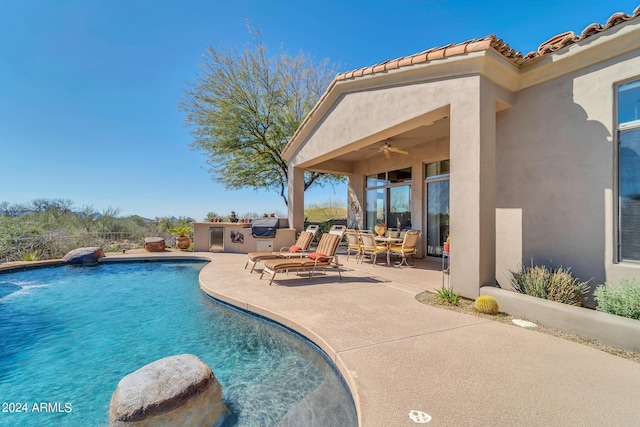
[[365, 168, 412, 231], [618, 80, 640, 261]]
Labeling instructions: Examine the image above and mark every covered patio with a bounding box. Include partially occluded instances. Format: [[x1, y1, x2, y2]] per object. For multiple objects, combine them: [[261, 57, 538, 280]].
[[281, 38, 517, 299]]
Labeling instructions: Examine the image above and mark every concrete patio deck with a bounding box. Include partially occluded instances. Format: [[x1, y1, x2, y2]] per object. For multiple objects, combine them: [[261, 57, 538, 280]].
[[99, 251, 640, 425]]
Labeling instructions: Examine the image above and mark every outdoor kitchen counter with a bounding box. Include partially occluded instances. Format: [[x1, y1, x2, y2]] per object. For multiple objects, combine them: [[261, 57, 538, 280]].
[[192, 221, 296, 254]]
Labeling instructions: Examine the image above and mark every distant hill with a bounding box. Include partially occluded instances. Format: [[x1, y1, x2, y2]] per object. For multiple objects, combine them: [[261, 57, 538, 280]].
[[305, 206, 347, 222], [73, 211, 102, 219]]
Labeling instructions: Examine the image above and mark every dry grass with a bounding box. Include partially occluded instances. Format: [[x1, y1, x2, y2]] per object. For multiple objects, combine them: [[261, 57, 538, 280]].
[[416, 291, 640, 364]]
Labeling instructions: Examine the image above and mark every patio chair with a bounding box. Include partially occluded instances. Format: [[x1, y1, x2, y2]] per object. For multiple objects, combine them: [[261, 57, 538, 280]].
[[260, 233, 342, 286], [386, 228, 400, 238], [344, 229, 361, 261], [358, 230, 387, 267], [244, 231, 314, 273], [389, 230, 421, 267]]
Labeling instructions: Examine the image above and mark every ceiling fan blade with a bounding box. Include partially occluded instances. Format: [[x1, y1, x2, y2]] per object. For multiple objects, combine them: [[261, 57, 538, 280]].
[[366, 151, 380, 158], [388, 147, 408, 155], [384, 150, 391, 159]]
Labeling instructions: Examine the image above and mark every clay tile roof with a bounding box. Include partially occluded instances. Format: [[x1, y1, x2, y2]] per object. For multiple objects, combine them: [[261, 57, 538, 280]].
[[334, 7, 640, 83], [335, 36, 521, 81], [527, 6, 640, 58]]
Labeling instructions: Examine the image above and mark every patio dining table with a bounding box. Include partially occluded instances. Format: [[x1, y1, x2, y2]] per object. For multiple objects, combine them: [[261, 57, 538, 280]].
[[374, 236, 403, 265]]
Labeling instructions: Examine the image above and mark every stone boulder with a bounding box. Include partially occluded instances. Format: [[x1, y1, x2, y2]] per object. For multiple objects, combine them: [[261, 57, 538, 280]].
[[109, 354, 227, 427], [144, 237, 165, 252], [62, 247, 105, 264]]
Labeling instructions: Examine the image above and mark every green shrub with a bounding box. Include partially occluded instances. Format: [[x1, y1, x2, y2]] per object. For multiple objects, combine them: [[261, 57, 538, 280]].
[[436, 284, 460, 306], [594, 278, 640, 320], [510, 265, 589, 306], [475, 295, 499, 314]]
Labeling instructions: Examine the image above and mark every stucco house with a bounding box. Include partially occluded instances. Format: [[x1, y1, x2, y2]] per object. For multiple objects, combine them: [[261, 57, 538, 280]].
[[282, 7, 640, 300]]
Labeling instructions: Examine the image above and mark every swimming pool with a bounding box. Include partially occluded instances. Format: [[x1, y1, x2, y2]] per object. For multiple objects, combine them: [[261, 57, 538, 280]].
[[0, 261, 357, 426]]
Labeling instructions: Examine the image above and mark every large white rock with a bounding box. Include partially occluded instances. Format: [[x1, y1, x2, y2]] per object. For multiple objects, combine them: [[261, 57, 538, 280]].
[[109, 354, 227, 427]]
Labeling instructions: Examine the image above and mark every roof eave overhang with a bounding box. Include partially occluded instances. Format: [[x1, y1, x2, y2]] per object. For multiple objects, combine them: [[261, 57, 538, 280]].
[[518, 17, 640, 90], [281, 49, 519, 161]]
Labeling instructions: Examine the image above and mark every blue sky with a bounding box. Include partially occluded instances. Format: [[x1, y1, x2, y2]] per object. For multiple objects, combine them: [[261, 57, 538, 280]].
[[1, 1, 638, 221]]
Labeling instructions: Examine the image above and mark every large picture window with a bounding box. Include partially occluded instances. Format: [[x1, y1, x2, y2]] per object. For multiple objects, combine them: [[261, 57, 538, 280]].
[[618, 80, 640, 261], [365, 168, 412, 231]]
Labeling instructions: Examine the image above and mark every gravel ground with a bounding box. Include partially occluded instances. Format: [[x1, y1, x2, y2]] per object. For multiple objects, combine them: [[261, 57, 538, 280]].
[[415, 291, 640, 364]]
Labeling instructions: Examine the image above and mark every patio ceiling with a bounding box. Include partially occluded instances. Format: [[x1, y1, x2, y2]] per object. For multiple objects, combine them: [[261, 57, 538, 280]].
[[304, 117, 450, 173]]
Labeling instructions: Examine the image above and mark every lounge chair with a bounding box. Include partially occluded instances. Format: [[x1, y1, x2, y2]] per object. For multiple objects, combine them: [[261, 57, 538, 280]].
[[389, 230, 421, 267], [358, 230, 387, 266], [245, 231, 314, 273], [306, 224, 320, 236], [305, 224, 320, 248], [328, 224, 346, 239], [260, 233, 342, 286]]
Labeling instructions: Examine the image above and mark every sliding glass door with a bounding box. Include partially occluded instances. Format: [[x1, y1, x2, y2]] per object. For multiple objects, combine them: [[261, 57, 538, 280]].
[[425, 160, 450, 257]]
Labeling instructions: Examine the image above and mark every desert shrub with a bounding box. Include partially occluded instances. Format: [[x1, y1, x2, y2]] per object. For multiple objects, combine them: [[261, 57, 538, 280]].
[[21, 250, 40, 262], [510, 265, 549, 299], [593, 278, 640, 320], [435, 284, 460, 305], [510, 265, 589, 306], [474, 295, 499, 314]]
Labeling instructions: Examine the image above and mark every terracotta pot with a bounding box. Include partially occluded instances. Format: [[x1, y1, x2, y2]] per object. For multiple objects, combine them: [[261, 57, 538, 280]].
[[176, 236, 191, 250]]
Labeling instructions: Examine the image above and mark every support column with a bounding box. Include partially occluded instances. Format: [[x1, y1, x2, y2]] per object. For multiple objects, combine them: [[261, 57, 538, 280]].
[[288, 165, 305, 231], [347, 174, 364, 229], [449, 77, 497, 298]]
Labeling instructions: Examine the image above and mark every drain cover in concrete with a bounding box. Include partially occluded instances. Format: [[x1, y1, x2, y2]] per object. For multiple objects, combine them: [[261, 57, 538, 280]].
[[409, 410, 432, 423], [512, 319, 538, 328]]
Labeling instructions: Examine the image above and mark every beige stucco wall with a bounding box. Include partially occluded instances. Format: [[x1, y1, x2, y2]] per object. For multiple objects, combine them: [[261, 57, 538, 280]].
[[495, 47, 640, 297]]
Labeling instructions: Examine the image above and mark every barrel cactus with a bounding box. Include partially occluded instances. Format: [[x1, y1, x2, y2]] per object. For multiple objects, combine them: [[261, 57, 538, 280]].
[[474, 295, 499, 315]]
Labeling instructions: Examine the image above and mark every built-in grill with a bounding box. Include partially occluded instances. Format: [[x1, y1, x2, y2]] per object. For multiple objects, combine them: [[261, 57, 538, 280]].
[[251, 217, 279, 238]]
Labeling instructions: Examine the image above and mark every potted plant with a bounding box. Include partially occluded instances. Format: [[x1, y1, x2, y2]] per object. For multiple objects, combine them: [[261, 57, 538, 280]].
[[169, 225, 193, 250]]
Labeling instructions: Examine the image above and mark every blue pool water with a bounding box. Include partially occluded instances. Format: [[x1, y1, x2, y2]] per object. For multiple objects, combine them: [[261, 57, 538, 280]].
[[0, 261, 357, 426]]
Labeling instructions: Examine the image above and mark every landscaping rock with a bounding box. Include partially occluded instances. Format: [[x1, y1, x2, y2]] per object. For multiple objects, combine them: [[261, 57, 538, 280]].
[[144, 237, 165, 252], [62, 247, 105, 264], [109, 354, 227, 427]]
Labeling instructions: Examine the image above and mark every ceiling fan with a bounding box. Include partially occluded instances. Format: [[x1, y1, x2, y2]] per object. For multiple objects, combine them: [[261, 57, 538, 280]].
[[366, 141, 409, 159]]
